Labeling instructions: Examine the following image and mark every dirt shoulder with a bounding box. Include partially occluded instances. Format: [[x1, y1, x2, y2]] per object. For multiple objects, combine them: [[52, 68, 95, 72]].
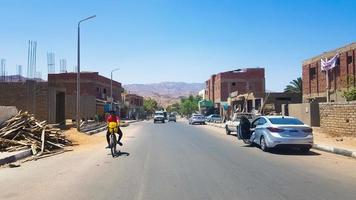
[[65, 128, 106, 151], [313, 127, 356, 152]]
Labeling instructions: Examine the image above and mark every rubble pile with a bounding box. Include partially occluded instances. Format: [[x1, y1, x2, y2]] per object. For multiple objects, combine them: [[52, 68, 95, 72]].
[[0, 111, 71, 155]]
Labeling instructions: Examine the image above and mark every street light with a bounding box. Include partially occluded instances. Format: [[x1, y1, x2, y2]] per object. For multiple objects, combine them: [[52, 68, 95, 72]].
[[110, 68, 120, 110], [77, 15, 96, 131]]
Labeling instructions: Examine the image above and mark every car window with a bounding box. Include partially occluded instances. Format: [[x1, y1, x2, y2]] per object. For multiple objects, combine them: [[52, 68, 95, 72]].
[[258, 118, 267, 125], [251, 118, 260, 128], [268, 118, 304, 125]]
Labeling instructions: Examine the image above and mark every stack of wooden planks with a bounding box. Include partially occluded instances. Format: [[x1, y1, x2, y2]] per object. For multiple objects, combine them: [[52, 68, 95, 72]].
[[0, 111, 71, 155]]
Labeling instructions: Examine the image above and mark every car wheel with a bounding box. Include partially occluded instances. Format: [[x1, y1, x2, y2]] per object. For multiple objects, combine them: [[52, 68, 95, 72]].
[[225, 126, 231, 135], [260, 136, 269, 152]]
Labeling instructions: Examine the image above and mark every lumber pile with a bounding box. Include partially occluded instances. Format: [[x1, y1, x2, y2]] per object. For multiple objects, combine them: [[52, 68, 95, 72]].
[[0, 111, 71, 155]]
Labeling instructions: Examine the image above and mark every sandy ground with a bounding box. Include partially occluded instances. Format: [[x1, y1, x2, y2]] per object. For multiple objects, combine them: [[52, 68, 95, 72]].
[[65, 128, 106, 150], [313, 127, 356, 151]]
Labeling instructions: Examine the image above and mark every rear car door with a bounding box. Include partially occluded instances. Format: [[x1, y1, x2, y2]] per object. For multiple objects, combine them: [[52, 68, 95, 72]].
[[253, 118, 267, 142]]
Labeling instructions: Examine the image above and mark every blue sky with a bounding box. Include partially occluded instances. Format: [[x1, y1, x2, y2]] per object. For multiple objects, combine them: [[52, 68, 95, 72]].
[[0, 0, 356, 91]]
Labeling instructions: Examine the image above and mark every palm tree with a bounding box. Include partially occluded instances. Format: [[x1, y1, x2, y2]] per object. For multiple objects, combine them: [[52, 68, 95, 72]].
[[284, 77, 302, 94]]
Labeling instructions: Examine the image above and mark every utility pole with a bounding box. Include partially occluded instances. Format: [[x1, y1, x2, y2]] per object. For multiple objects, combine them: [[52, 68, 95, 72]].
[[77, 15, 96, 131], [110, 68, 120, 111]]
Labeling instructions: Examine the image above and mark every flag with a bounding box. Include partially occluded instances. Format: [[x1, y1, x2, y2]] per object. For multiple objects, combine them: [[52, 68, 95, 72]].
[[321, 53, 339, 71]]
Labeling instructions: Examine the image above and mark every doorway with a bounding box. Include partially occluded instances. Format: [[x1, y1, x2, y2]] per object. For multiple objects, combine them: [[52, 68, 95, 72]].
[[56, 92, 65, 124]]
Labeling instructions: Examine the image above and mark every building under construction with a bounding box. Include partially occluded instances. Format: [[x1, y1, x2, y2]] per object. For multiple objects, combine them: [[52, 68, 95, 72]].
[[0, 72, 123, 124]]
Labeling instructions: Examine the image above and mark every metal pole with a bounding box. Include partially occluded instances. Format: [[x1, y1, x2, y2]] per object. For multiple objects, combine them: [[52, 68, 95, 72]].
[[110, 68, 120, 111], [111, 71, 113, 110], [76, 15, 96, 132], [77, 24, 81, 131]]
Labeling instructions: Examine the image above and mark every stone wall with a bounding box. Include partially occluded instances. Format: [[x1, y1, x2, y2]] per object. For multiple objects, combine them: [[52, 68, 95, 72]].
[[320, 101, 356, 136]]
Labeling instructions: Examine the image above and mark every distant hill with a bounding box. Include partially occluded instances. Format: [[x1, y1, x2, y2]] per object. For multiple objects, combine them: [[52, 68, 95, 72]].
[[124, 82, 205, 107]]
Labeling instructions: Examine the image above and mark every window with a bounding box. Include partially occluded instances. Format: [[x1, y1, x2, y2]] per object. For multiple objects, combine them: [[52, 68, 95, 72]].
[[103, 88, 106, 94], [268, 117, 304, 125], [309, 67, 316, 79], [347, 56, 353, 64], [258, 118, 267, 125], [276, 97, 292, 101], [232, 82, 236, 86], [96, 87, 99, 92]]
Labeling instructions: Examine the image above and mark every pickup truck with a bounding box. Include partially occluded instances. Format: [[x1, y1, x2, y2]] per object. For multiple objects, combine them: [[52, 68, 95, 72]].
[[224, 113, 257, 135]]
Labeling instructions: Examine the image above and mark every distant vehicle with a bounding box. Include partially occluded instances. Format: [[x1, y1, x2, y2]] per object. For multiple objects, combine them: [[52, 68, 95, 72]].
[[238, 116, 313, 152], [225, 113, 257, 135], [189, 114, 205, 125], [154, 111, 165, 123], [168, 114, 176, 122], [206, 114, 223, 123]]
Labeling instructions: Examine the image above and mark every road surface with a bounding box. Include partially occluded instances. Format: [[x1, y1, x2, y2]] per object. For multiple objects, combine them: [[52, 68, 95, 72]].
[[1, 120, 356, 200]]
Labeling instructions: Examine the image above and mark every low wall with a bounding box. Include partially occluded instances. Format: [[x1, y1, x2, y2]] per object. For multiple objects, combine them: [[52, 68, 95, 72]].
[[320, 101, 356, 137], [287, 102, 320, 126]]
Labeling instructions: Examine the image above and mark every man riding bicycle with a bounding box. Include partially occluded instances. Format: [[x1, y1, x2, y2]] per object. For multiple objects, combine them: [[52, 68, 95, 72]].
[[106, 111, 123, 148]]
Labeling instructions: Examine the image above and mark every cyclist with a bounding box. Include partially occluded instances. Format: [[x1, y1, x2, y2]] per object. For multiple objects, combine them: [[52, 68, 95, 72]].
[[106, 111, 123, 148]]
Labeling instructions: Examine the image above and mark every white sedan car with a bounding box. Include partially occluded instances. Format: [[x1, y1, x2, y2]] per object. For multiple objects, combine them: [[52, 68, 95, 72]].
[[238, 116, 313, 152], [189, 114, 206, 125]]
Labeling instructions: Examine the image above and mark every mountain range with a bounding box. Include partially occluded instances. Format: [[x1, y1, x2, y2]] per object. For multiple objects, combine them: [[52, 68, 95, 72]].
[[124, 82, 205, 107]]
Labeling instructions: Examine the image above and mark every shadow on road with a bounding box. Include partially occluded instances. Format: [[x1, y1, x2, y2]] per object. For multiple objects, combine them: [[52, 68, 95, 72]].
[[107, 151, 130, 158], [115, 151, 130, 158], [269, 148, 321, 156]]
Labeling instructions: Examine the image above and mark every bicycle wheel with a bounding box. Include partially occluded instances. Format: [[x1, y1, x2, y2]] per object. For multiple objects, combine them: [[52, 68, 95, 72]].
[[110, 134, 117, 157]]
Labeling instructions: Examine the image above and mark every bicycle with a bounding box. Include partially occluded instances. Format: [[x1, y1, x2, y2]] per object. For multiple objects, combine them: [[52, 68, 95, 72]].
[[108, 122, 120, 157]]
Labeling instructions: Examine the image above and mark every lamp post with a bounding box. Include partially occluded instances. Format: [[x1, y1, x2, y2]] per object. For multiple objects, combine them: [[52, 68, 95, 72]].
[[77, 15, 96, 131], [110, 68, 120, 110]]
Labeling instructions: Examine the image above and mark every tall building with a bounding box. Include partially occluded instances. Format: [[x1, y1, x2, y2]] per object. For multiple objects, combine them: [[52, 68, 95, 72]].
[[205, 68, 265, 103], [302, 42, 356, 102], [205, 68, 265, 115]]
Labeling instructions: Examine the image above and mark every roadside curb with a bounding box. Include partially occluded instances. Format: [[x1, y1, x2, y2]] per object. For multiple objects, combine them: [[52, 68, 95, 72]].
[[312, 144, 356, 159], [84, 120, 140, 135], [205, 122, 356, 159], [0, 149, 33, 166]]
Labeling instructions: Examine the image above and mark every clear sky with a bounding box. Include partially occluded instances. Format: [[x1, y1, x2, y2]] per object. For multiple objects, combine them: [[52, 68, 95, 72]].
[[1, 0, 356, 91]]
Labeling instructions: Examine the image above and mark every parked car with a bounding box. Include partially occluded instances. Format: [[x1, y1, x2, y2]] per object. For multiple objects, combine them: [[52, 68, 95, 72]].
[[168, 114, 177, 122], [189, 114, 206, 125], [225, 113, 257, 135], [154, 111, 165, 123], [206, 114, 223, 123], [238, 116, 313, 152]]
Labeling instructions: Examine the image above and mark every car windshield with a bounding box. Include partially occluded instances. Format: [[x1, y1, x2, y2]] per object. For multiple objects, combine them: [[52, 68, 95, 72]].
[[268, 117, 304, 125]]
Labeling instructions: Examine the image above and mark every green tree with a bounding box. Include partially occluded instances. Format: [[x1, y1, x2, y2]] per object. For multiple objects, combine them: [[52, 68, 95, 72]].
[[143, 98, 158, 115], [166, 103, 180, 114], [284, 77, 302, 94], [342, 88, 356, 101], [179, 95, 201, 116]]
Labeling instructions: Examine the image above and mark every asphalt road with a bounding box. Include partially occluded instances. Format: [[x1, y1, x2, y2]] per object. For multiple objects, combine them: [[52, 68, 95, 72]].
[[1, 120, 356, 200]]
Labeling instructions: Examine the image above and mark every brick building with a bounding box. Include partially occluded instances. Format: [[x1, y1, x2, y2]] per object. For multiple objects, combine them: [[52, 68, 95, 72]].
[[206, 68, 265, 103], [303, 42, 356, 102], [0, 80, 48, 121], [205, 68, 265, 114], [0, 72, 123, 124], [122, 93, 144, 119]]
